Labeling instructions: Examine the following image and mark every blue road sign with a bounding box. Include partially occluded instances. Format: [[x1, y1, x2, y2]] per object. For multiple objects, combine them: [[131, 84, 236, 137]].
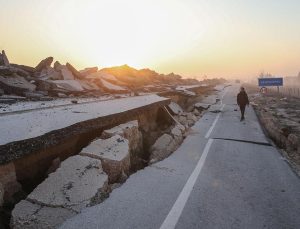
[[258, 78, 283, 87]]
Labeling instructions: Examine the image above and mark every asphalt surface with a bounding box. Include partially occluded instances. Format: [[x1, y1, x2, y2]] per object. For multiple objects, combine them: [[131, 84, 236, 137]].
[[0, 94, 169, 145], [61, 85, 300, 229]]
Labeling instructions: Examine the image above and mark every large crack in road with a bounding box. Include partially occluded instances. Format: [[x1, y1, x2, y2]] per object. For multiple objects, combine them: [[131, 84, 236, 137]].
[[212, 137, 272, 146]]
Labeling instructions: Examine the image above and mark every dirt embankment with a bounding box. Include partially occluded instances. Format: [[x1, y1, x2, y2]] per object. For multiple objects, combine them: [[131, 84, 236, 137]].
[[245, 84, 300, 174]]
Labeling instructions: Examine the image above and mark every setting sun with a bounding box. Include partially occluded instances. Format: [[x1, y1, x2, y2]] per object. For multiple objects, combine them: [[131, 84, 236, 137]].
[[1, 1, 300, 228], [1, 0, 300, 78]]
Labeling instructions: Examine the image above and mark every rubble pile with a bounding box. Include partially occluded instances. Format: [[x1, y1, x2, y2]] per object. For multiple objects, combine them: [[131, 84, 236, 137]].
[[168, 101, 204, 128], [0, 51, 202, 103], [3, 49, 228, 228], [0, 53, 103, 101], [11, 155, 109, 229], [11, 120, 144, 228], [149, 100, 208, 163], [149, 123, 186, 163]]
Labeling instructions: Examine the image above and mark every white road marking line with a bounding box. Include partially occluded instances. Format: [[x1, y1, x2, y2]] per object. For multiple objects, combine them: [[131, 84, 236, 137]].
[[160, 88, 228, 229], [220, 87, 229, 105], [160, 139, 214, 229], [205, 104, 225, 139]]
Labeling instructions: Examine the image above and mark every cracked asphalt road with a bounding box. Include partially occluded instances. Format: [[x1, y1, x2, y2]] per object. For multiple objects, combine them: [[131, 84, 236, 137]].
[[61, 85, 300, 229]]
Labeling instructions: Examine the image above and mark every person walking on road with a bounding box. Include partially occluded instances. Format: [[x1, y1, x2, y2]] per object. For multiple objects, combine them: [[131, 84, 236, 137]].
[[237, 87, 249, 121]]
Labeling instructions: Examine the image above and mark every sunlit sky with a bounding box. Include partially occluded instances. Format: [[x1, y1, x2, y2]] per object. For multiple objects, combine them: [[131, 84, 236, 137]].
[[1, 0, 300, 79]]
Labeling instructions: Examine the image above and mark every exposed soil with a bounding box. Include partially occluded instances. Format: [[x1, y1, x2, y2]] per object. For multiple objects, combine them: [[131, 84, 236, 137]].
[[245, 84, 300, 174]]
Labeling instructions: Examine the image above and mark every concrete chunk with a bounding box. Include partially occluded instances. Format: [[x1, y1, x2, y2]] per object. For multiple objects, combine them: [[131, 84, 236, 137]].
[[10, 64, 35, 73], [35, 57, 53, 73], [101, 120, 142, 152], [0, 50, 10, 66], [61, 67, 75, 80], [80, 135, 130, 183], [11, 200, 75, 229], [171, 124, 185, 137], [200, 95, 217, 105], [194, 102, 210, 110], [78, 80, 100, 91], [52, 80, 84, 92], [100, 72, 118, 82], [168, 102, 184, 115], [0, 65, 30, 77], [170, 124, 185, 146], [27, 155, 108, 210], [150, 133, 177, 163], [0, 75, 36, 95], [177, 115, 188, 126], [40, 67, 62, 80], [66, 63, 83, 79], [100, 78, 128, 93], [79, 67, 98, 77], [101, 121, 143, 169], [102, 121, 138, 137], [187, 113, 198, 122]]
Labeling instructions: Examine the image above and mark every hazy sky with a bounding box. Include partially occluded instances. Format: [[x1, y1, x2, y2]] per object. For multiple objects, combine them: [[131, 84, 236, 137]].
[[1, 0, 300, 79]]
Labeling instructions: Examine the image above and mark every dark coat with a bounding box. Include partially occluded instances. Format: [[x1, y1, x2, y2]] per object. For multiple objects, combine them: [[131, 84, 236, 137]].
[[237, 91, 249, 106]]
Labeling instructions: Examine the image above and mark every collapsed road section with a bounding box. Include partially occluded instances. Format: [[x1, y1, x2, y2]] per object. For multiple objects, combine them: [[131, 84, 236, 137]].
[[0, 83, 222, 228], [0, 94, 170, 227], [0, 94, 169, 195]]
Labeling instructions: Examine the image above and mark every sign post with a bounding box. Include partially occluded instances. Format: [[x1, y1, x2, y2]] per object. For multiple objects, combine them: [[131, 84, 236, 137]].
[[258, 78, 283, 96]]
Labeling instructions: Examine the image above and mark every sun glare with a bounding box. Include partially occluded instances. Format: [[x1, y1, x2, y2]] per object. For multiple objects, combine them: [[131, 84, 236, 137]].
[[2, 0, 300, 77], [44, 0, 206, 69]]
